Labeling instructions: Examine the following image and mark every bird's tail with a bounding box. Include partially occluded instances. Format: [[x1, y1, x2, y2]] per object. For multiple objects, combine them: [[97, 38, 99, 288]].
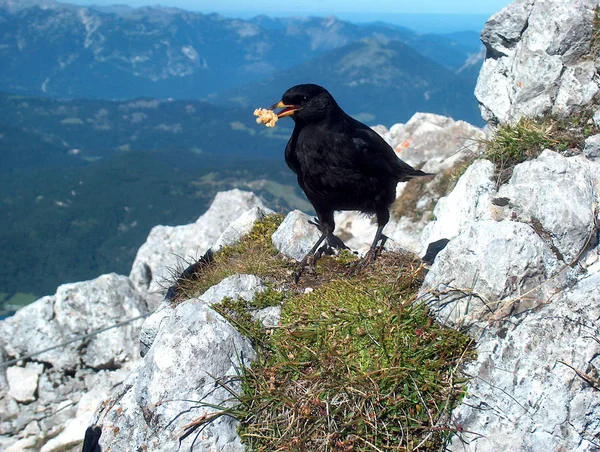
[[411, 169, 434, 177]]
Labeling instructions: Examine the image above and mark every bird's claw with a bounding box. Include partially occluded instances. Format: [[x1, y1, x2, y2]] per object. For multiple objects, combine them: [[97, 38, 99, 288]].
[[293, 254, 318, 283], [344, 244, 385, 277]]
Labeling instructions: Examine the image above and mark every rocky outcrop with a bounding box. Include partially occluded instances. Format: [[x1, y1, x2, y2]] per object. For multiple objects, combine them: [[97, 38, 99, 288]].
[[272, 210, 322, 261], [476, 0, 600, 124], [129, 189, 267, 308], [450, 272, 600, 452], [140, 274, 266, 356], [0, 190, 271, 451], [0, 273, 148, 451], [91, 300, 255, 452], [421, 151, 600, 449]]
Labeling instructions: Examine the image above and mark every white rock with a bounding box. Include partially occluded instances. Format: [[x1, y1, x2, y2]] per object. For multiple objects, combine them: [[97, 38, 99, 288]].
[[0, 274, 147, 371], [129, 190, 266, 303], [39, 391, 101, 452], [252, 306, 281, 329], [553, 61, 599, 115], [373, 113, 485, 170], [421, 220, 574, 329], [498, 151, 597, 263], [7, 363, 43, 403], [448, 272, 600, 451], [139, 301, 173, 357], [584, 134, 600, 160], [420, 160, 496, 256], [140, 274, 265, 356], [476, 0, 600, 124], [199, 274, 265, 305], [272, 210, 321, 261], [0, 274, 148, 450], [5, 436, 38, 451], [212, 206, 274, 252], [92, 300, 255, 452]]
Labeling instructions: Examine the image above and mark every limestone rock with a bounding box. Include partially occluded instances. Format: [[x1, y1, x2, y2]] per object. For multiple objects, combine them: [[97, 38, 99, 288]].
[[129, 190, 266, 305], [200, 274, 265, 305], [139, 301, 173, 358], [252, 306, 282, 329], [498, 151, 598, 263], [476, 0, 600, 124], [584, 134, 600, 160], [92, 300, 255, 452], [6, 363, 43, 403], [0, 274, 148, 450], [140, 274, 265, 356], [212, 206, 274, 252], [420, 159, 496, 256], [374, 112, 485, 171], [420, 145, 600, 449], [448, 271, 600, 451], [272, 210, 321, 261], [421, 220, 575, 329], [0, 274, 148, 371]]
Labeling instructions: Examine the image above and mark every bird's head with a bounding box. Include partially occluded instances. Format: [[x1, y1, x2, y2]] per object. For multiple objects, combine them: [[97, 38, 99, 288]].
[[270, 84, 340, 124]]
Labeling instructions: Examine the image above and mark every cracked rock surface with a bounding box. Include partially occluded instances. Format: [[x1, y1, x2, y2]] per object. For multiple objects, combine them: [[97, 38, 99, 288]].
[[421, 151, 600, 450], [476, 0, 600, 124]]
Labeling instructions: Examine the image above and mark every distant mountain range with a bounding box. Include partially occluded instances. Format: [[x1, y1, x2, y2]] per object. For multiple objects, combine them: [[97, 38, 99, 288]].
[[213, 39, 481, 125], [0, 0, 483, 122], [0, 0, 487, 302]]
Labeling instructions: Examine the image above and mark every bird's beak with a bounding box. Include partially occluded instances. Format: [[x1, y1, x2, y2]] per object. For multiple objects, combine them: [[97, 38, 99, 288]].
[[269, 100, 300, 118]]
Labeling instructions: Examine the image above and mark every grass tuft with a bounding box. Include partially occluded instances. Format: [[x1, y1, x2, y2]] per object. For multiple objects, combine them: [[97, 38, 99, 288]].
[[168, 214, 288, 303], [483, 112, 598, 184], [236, 253, 475, 451], [175, 215, 476, 450]]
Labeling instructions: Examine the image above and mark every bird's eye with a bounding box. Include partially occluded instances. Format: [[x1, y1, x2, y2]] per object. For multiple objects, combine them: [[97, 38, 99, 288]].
[[303, 96, 308, 101]]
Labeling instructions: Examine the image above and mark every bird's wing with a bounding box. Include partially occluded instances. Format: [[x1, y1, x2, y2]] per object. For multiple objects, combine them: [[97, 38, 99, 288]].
[[349, 120, 420, 181], [284, 134, 300, 175]]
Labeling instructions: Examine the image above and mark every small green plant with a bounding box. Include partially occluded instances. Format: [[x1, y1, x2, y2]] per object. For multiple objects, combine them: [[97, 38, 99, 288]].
[[484, 111, 598, 184], [168, 214, 288, 303], [590, 6, 600, 58]]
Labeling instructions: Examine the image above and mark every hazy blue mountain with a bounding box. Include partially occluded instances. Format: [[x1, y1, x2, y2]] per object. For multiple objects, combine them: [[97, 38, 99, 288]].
[[212, 39, 483, 125], [0, 0, 486, 304], [0, 0, 481, 100]]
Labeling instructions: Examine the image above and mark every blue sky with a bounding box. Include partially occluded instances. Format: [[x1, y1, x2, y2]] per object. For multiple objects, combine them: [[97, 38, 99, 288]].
[[71, 0, 513, 32], [80, 0, 512, 15]]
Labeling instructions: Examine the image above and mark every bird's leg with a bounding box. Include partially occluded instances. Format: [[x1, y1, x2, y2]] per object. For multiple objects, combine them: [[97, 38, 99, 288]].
[[293, 212, 337, 283], [347, 209, 390, 276], [293, 232, 328, 283], [359, 225, 386, 269], [309, 218, 349, 256]]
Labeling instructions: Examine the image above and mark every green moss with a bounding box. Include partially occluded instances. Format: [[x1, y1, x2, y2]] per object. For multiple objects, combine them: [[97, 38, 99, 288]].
[[234, 254, 475, 451], [250, 286, 288, 310], [170, 214, 290, 302], [177, 217, 475, 450]]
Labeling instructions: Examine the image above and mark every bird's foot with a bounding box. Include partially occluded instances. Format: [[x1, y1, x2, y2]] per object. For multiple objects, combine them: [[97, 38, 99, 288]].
[[345, 248, 377, 277], [293, 254, 318, 283], [344, 236, 388, 277]]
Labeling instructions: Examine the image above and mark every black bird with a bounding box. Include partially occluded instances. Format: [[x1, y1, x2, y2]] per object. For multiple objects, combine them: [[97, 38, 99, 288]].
[[269, 84, 431, 279]]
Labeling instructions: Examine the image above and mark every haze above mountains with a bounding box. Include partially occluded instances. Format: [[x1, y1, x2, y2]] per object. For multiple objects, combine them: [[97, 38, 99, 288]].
[[0, 0, 486, 306]]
